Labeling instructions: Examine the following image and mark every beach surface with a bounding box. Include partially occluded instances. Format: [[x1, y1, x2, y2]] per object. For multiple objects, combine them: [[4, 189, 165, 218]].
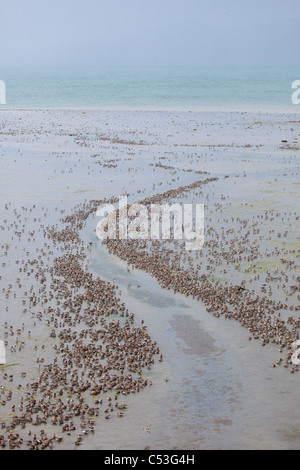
[[0, 108, 299, 450]]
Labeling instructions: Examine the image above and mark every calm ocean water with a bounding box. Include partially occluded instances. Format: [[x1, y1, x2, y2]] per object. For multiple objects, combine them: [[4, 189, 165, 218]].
[[0, 65, 299, 111]]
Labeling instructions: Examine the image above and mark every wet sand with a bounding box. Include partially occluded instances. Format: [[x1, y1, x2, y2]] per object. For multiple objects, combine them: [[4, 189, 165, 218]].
[[0, 108, 299, 449]]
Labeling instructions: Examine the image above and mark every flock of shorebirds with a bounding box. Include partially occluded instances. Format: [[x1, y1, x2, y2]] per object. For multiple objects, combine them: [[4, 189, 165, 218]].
[[0, 170, 299, 449], [0, 199, 162, 449], [104, 181, 300, 374], [0, 113, 299, 450]]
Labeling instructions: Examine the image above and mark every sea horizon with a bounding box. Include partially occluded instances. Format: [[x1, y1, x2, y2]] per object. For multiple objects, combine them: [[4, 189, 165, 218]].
[[0, 64, 299, 113]]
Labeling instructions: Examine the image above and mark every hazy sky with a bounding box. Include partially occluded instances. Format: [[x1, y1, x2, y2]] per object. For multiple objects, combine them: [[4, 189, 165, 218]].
[[0, 0, 299, 66]]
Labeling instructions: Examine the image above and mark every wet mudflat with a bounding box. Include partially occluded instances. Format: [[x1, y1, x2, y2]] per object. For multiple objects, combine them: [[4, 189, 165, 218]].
[[0, 109, 299, 449]]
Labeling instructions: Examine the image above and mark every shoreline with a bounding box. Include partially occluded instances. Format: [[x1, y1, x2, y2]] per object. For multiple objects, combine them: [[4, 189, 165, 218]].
[[1, 105, 300, 114]]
